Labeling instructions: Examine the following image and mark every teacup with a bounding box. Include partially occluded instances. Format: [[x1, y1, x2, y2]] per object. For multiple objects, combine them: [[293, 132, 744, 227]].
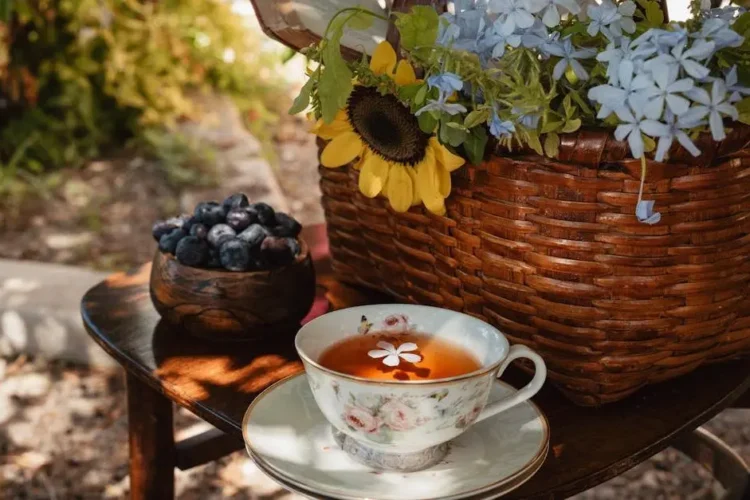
[[295, 304, 547, 472]]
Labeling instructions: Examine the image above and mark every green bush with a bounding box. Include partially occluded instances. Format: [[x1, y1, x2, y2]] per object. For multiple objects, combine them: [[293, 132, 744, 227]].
[[0, 0, 285, 181]]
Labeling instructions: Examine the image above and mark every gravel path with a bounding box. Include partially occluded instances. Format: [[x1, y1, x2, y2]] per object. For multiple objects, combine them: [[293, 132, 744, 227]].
[[1, 355, 747, 500]]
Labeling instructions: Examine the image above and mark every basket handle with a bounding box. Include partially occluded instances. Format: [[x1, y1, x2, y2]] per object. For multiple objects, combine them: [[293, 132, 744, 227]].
[[386, 0, 448, 52]]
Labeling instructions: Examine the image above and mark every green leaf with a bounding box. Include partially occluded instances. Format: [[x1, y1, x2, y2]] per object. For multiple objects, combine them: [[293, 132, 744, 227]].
[[544, 133, 560, 158], [636, 0, 664, 27], [418, 111, 439, 134], [414, 84, 428, 106], [398, 83, 423, 102], [737, 97, 750, 124], [568, 90, 593, 116], [447, 121, 468, 131], [526, 132, 543, 155], [733, 13, 750, 36], [464, 109, 489, 129], [440, 119, 468, 147], [561, 118, 581, 134], [541, 118, 562, 134], [0, 0, 12, 23], [463, 127, 488, 166], [318, 34, 353, 123], [347, 10, 374, 30], [289, 78, 314, 115], [394, 6, 439, 51], [561, 22, 587, 37]]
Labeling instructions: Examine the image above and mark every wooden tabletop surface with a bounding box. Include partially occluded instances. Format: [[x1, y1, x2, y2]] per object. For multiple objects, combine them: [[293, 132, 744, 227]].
[[81, 225, 750, 499]]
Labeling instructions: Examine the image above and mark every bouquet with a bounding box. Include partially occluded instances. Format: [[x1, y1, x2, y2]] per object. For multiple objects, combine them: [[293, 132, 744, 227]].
[[291, 0, 750, 223]]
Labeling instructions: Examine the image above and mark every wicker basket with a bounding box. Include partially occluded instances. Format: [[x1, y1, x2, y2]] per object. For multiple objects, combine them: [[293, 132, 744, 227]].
[[299, 0, 750, 405], [320, 123, 750, 405]]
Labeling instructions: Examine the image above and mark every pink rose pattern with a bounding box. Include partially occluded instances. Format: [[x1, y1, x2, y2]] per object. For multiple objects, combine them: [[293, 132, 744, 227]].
[[343, 404, 381, 434], [337, 380, 490, 441], [382, 314, 412, 332], [379, 399, 418, 431], [340, 316, 489, 439], [455, 404, 483, 429]]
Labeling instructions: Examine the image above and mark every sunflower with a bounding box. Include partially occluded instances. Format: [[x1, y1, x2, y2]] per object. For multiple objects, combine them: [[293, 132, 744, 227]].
[[313, 41, 465, 216]]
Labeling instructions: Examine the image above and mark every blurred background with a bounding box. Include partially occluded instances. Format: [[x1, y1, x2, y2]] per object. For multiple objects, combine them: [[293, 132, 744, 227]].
[[0, 1, 747, 499]]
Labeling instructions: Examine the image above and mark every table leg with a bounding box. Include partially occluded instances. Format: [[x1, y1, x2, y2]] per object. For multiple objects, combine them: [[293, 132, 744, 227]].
[[127, 373, 175, 500]]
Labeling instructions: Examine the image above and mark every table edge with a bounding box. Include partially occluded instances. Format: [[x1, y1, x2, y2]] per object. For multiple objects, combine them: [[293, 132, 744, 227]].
[[80, 297, 245, 438]]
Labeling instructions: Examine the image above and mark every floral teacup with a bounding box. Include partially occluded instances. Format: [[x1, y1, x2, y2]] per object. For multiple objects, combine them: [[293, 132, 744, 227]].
[[295, 304, 547, 471]]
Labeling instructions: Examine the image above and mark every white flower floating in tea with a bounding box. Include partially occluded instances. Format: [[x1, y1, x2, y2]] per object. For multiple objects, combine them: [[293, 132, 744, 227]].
[[367, 341, 422, 367]]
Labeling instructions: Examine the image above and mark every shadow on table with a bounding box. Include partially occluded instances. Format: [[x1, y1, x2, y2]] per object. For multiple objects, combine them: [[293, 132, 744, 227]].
[[151, 319, 303, 423]]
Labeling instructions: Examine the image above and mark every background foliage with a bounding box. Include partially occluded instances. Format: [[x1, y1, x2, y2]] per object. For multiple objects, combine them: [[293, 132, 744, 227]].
[[0, 0, 284, 190]]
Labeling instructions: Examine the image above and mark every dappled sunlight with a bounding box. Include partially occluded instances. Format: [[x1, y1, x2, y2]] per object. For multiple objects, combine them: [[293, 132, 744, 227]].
[[104, 264, 151, 289], [154, 353, 303, 400]]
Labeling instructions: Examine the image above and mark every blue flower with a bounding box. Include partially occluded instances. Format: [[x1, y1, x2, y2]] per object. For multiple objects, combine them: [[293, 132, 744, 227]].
[[490, 111, 515, 138], [654, 111, 702, 162], [613, 105, 670, 159], [427, 73, 465, 94], [512, 107, 541, 128], [416, 77, 468, 117], [436, 2, 489, 53], [684, 80, 738, 141], [636, 200, 661, 225], [488, 0, 536, 36], [725, 66, 750, 103], [696, 18, 744, 50], [545, 36, 596, 81]]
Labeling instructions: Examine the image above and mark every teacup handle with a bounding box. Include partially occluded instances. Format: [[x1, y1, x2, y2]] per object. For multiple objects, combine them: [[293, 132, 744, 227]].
[[476, 345, 547, 423]]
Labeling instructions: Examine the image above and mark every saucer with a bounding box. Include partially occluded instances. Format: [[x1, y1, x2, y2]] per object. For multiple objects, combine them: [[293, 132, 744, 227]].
[[243, 373, 550, 500], [248, 445, 547, 500]]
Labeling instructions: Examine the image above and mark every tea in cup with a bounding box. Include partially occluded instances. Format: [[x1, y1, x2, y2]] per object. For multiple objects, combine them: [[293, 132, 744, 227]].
[[295, 304, 547, 471]]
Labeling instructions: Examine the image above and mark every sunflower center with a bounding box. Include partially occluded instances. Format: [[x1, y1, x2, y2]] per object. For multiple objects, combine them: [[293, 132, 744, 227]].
[[347, 86, 429, 165]]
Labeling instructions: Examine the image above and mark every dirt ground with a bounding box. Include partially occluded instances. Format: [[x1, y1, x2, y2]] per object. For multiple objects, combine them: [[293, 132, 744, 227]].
[[0, 112, 322, 272]]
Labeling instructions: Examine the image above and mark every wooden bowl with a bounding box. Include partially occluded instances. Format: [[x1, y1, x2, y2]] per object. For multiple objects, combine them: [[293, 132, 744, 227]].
[[149, 239, 315, 341]]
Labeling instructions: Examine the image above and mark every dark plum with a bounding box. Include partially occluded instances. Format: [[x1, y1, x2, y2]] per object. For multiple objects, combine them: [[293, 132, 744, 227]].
[[222, 193, 249, 213], [152, 220, 178, 242], [237, 224, 268, 249], [190, 223, 208, 239], [285, 237, 301, 257], [226, 208, 252, 232], [194, 201, 226, 227], [253, 202, 275, 226], [158, 228, 186, 255], [261, 236, 295, 267], [175, 236, 209, 266], [271, 212, 302, 237], [207, 224, 236, 248], [219, 239, 251, 271]]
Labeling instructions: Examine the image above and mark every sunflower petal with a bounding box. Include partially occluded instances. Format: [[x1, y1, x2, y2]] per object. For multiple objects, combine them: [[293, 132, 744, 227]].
[[405, 165, 421, 206], [358, 154, 389, 198], [320, 131, 364, 168], [352, 149, 368, 171], [430, 137, 465, 172], [312, 110, 352, 140], [370, 41, 397, 76], [393, 60, 417, 86], [386, 164, 414, 212], [437, 164, 451, 198], [416, 155, 447, 215]]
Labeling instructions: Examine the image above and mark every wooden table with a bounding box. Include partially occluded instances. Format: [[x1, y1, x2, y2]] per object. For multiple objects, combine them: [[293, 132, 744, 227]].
[[81, 225, 750, 500]]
